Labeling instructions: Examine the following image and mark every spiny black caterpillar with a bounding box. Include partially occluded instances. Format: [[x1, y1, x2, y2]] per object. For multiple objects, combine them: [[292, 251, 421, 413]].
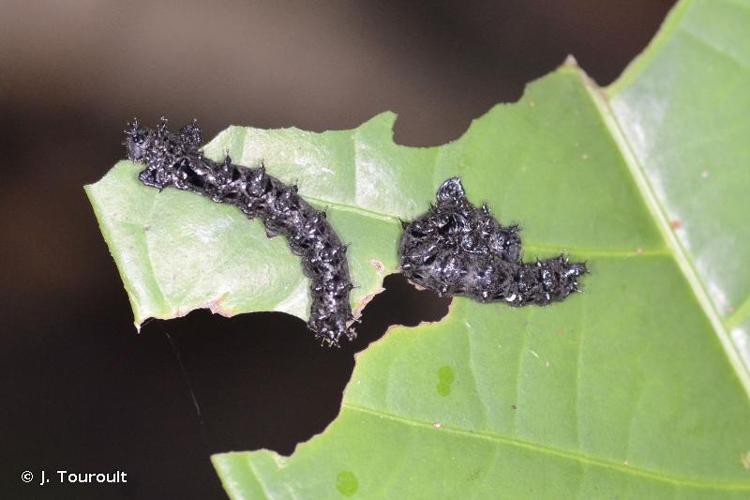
[[399, 177, 587, 306], [124, 117, 355, 347]]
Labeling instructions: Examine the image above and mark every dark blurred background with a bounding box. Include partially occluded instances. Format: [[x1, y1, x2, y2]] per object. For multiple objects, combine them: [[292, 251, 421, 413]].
[[1, 1, 674, 498]]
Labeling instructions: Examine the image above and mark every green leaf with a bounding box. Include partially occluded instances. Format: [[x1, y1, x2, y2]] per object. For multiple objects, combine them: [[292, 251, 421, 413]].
[[607, 0, 750, 380], [85, 0, 750, 497]]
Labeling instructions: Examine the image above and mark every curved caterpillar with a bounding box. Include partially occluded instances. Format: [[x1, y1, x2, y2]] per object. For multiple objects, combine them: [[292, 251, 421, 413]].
[[399, 178, 587, 306], [124, 118, 355, 347]]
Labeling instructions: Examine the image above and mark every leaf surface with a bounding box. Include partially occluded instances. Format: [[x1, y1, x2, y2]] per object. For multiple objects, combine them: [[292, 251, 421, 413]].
[[85, 0, 750, 497]]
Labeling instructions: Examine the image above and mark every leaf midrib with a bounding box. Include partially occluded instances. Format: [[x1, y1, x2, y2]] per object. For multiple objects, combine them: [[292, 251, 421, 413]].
[[605, 0, 750, 381], [588, 74, 750, 398]]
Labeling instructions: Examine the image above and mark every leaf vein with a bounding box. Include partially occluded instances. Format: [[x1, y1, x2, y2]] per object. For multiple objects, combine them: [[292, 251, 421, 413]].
[[342, 403, 750, 492]]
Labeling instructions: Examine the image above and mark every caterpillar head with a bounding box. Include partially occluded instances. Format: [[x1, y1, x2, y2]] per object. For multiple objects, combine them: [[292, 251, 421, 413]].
[[124, 117, 203, 189], [123, 117, 153, 162]]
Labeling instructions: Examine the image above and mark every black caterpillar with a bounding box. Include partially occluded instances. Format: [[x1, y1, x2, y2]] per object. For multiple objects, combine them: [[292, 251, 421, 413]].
[[399, 178, 587, 306], [124, 118, 355, 347]]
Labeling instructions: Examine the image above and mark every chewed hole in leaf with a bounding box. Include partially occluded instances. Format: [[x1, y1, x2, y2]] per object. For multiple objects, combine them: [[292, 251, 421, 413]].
[[144, 273, 450, 456], [348, 274, 451, 351]]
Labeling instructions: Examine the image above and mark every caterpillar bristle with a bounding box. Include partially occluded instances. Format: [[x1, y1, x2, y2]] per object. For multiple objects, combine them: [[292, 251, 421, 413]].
[[399, 177, 588, 307], [124, 118, 356, 347]]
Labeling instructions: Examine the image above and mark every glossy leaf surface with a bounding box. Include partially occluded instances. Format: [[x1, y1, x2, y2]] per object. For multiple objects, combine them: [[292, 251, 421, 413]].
[[85, 0, 750, 497]]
